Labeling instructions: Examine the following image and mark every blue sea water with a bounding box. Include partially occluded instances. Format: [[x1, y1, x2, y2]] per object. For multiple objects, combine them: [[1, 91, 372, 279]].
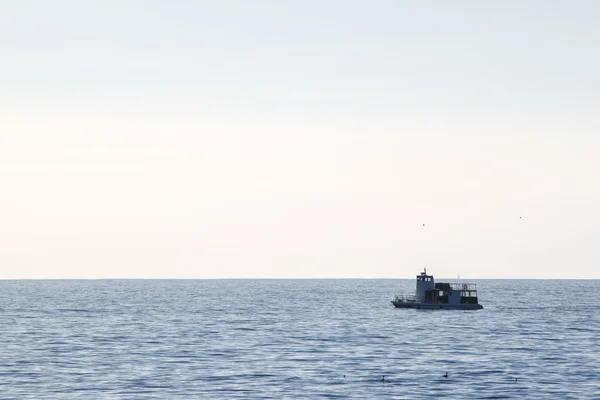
[[1, 279, 599, 399]]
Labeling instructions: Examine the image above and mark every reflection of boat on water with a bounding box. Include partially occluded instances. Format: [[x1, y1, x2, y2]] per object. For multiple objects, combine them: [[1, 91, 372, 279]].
[[391, 269, 483, 310]]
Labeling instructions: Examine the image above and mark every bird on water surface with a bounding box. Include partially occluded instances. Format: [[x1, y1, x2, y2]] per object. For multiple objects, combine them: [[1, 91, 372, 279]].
[[381, 375, 385, 382], [443, 372, 448, 378]]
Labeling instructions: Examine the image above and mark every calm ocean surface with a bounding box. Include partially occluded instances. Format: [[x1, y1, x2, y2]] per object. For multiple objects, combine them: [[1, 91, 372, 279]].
[[1, 279, 599, 399]]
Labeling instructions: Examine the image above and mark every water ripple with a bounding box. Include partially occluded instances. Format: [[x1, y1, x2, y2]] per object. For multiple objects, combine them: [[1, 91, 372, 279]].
[[0, 279, 599, 398]]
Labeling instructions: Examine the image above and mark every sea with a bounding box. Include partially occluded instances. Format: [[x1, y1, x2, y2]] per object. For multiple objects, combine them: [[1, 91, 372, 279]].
[[1, 279, 599, 399]]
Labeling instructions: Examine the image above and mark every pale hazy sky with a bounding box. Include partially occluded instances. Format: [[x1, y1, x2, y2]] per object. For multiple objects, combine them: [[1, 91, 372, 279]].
[[1, 1, 599, 278]]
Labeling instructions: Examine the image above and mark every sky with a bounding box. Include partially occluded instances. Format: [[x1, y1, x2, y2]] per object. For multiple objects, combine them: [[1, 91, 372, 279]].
[[1, 1, 599, 279]]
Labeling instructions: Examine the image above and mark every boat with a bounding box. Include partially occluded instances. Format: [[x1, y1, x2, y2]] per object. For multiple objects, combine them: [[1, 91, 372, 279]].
[[391, 269, 483, 310]]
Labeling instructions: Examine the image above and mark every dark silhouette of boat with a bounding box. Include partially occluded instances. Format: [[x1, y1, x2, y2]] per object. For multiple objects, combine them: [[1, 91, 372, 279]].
[[391, 269, 483, 310]]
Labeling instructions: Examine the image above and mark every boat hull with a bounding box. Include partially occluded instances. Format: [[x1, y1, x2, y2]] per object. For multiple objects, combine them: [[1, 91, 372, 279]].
[[391, 301, 483, 310]]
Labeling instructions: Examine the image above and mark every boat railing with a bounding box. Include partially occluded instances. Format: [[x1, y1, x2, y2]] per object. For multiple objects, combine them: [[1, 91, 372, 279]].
[[448, 283, 477, 291], [393, 294, 418, 302]]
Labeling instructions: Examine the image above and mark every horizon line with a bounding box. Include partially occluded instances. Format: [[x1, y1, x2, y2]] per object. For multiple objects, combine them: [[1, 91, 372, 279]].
[[1, 277, 598, 281]]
